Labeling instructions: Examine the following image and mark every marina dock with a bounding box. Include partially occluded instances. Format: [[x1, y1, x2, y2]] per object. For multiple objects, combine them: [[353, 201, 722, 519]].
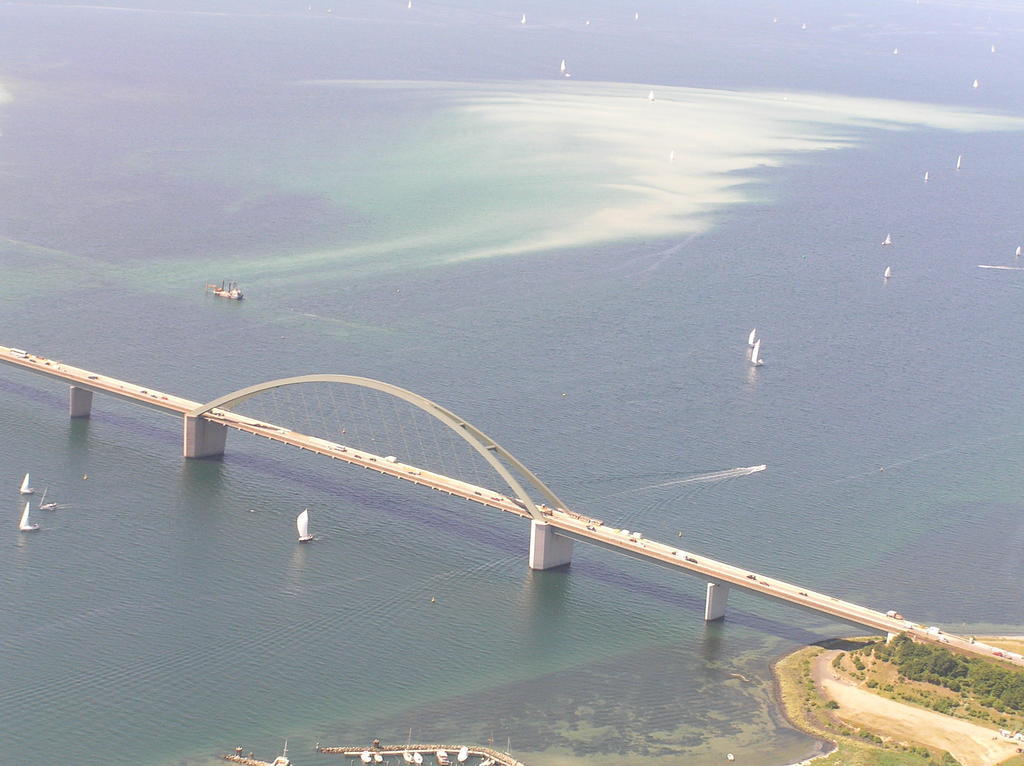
[[221, 751, 275, 765], [317, 744, 529, 766]]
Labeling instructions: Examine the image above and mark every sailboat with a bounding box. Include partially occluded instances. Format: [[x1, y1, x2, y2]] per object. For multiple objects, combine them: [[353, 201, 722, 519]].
[[1016, 245, 1021, 257], [270, 740, 291, 766], [520, 13, 526, 24], [991, 44, 997, 53], [882, 233, 892, 246], [972, 78, 980, 89], [956, 154, 962, 170], [669, 150, 675, 163], [373, 754, 384, 764], [747, 328, 757, 348], [403, 753, 415, 764], [38, 487, 58, 511], [457, 747, 469, 763], [19, 473, 34, 495], [892, 47, 899, 55], [297, 509, 314, 542], [883, 266, 892, 279], [648, 90, 655, 102], [923, 171, 929, 182], [19, 501, 39, 532], [750, 339, 764, 367], [413, 753, 424, 765], [560, 59, 566, 74]]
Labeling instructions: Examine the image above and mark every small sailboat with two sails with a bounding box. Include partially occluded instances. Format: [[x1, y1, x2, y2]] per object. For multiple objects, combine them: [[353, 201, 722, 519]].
[[750, 339, 764, 367]]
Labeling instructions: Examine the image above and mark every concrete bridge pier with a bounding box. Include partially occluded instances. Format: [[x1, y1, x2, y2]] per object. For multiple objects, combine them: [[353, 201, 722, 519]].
[[704, 582, 729, 622], [183, 415, 227, 458], [69, 385, 93, 418], [528, 520, 574, 570]]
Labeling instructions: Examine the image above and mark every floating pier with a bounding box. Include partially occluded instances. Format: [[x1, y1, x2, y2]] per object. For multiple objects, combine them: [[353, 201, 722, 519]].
[[317, 744, 529, 766]]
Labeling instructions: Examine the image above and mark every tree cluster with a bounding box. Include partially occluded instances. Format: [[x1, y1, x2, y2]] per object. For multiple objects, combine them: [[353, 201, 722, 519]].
[[870, 635, 1024, 712]]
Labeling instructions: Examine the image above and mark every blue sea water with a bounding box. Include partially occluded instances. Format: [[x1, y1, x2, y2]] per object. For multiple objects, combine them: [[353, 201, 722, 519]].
[[2, 1, 1024, 765]]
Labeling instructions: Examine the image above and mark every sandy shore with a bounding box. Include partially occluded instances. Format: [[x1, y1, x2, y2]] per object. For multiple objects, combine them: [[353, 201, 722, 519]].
[[811, 649, 1020, 766]]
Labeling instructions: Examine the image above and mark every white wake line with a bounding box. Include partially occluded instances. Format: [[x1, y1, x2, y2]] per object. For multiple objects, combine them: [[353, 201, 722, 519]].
[[633, 464, 767, 492], [978, 265, 1024, 270]]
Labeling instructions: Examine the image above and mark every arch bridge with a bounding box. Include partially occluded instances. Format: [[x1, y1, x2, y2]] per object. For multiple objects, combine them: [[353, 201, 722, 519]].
[[1, 343, 1001, 659]]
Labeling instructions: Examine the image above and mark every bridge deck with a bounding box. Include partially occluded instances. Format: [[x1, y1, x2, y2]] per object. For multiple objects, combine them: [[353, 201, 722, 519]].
[[3, 344, 1020, 667]]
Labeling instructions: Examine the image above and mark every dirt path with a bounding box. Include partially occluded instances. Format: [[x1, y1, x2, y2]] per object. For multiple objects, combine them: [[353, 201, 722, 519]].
[[812, 650, 1019, 766]]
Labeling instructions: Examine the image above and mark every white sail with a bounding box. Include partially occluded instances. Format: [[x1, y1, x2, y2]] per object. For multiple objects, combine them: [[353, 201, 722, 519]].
[[19, 501, 38, 531], [972, 78, 979, 89], [520, 13, 526, 24], [669, 149, 675, 163], [648, 90, 655, 102], [457, 747, 469, 763], [1016, 245, 1021, 257], [19, 473, 34, 495], [956, 154, 962, 170], [923, 171, 928, 181], [751, 339, 763, 366], [883, 266, 892, 279], [747, 328, 757, 347], [297, 509, 313, 541], [560, 58, 566, 73], [882, 233, 892, 246]]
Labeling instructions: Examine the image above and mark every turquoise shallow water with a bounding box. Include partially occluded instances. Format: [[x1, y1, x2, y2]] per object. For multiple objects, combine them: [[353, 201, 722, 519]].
[[2, 2, 1024, 765]]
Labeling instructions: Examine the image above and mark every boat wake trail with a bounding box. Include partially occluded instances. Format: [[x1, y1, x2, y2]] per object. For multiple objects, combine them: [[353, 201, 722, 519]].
[[631, 465, 767, 493]]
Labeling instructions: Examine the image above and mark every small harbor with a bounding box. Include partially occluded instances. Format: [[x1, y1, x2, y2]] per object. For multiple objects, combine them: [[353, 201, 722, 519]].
[[316, 743, 529, 766]]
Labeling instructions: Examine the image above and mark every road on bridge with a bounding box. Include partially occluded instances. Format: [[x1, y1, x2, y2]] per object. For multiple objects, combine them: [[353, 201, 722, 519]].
[[2, 344, 1019, 669]]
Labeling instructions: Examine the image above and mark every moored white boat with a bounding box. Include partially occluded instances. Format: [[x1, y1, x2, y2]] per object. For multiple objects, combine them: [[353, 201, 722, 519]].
[[361, 752, 374, 764], [19, 472, 34, 495], [457, 747, 469, 763], [270, 741, 291, 766], [19, 501, 39, 532], [374, 753, 384, 763], [403, 752, 415, 764], [413, 753, 424, 765], [436, 750, 450, 766]]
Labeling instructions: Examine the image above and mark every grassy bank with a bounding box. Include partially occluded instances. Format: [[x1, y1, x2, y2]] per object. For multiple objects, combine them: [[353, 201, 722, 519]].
[[773, 639, 967, 766]]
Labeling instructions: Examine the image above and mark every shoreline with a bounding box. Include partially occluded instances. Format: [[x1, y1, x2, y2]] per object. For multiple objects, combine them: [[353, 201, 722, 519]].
[[770, 636, 1024, 766]]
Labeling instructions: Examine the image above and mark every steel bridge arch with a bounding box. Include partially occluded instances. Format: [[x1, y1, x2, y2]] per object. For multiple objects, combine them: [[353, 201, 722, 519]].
[[188, 375, 568, 522]]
